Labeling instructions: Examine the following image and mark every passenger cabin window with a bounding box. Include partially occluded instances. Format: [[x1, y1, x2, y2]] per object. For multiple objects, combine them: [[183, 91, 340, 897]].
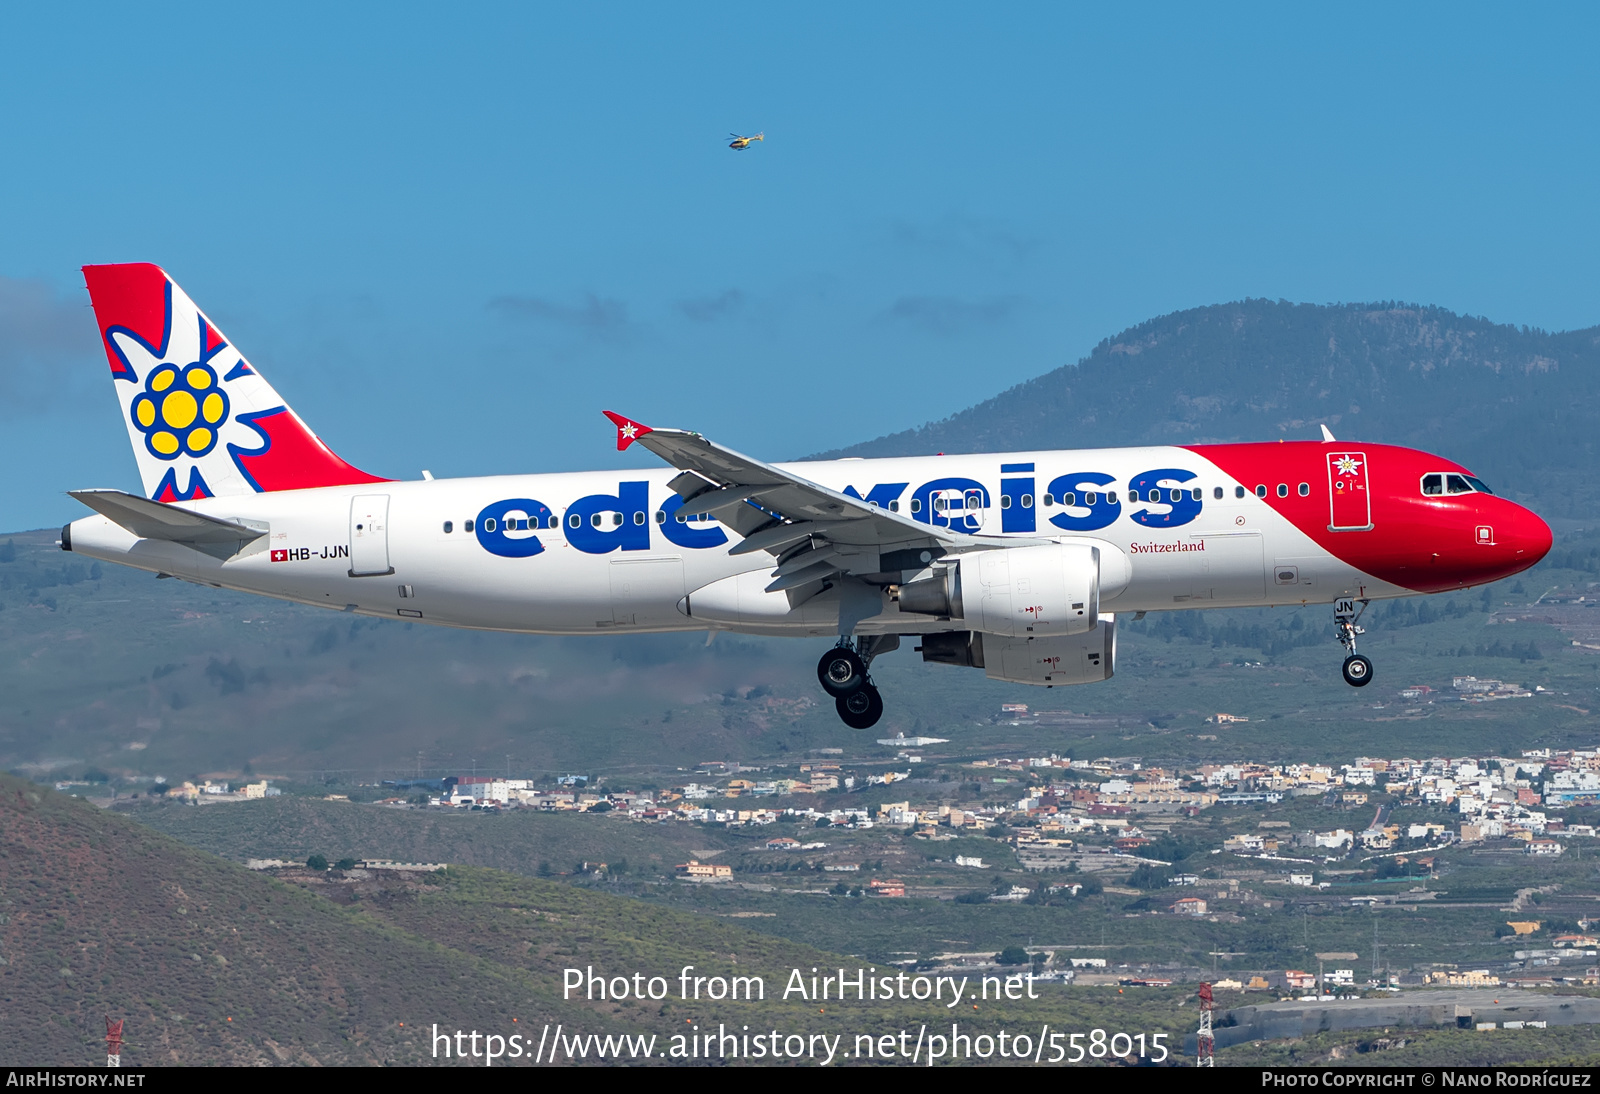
[[910, 498, 922, 514], [1020, 494, 1033, 508], [1213, 487, 1223, 499], [889, 500, 900, 512], [1000, 495, 1012, 509], [1235, 486, 1246, 499], [655, 511, 666, 524], [443, 521, 453, 533], [1191, 488, 1202, 501], [1298, 483, 1310, 496], [464, 519, 474, 533], [1277, 484, 1288, 498], [1255, 485, 1267, 498]]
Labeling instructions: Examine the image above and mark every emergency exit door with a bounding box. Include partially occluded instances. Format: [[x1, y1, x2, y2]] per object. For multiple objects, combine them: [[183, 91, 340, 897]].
[[349, 495, 393, 576]]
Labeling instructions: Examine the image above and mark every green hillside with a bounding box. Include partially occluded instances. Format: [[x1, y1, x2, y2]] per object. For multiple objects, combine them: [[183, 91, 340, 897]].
[[822, 300, 1600, 520], [0, 773, 858, 1065], [0, 774, 1223, 1067]]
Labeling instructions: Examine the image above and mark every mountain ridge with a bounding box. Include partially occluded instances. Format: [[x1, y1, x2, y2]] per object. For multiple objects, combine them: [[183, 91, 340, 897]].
[[818, 298, 1600, 518]]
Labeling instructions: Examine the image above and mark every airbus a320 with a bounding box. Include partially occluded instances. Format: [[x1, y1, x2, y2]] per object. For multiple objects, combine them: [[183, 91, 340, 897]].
[[63, 265, 1553, 728]]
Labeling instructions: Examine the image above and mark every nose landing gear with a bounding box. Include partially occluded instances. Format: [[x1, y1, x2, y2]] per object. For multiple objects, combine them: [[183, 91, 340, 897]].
[[1335, 597, 1373, 688], [817, 636, 897, 728]]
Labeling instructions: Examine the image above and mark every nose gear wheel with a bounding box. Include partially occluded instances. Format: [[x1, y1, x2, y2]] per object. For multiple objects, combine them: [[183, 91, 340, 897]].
[[1334, 598, 1373, 688], [1342, 654, 1373, 687]]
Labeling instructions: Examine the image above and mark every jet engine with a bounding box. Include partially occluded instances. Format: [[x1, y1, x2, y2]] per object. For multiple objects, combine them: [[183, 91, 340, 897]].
[[919, 615, 1116, 687], [895, 542, 1102, 636]]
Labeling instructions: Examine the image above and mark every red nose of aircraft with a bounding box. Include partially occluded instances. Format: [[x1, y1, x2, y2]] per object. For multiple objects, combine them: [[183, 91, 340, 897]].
[[1464, 496, 1553, 588], [1505, 500, 1554, 570], [1404, 492, 1552, 594]]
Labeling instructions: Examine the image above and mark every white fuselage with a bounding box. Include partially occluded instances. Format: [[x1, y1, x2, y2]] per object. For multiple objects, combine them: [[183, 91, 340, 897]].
[[67, 447, 1405, 636]]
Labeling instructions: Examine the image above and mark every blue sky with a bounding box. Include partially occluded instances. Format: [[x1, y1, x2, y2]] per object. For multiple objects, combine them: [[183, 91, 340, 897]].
[[1, 3, 1597, 530]]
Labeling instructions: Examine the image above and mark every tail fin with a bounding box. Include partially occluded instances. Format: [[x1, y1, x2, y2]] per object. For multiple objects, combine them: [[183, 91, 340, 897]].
[[82, 263, 387, 500]]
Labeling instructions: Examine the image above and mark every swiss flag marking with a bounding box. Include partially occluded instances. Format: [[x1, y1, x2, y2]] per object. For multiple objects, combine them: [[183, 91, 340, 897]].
[[271, 549, 288, 562]]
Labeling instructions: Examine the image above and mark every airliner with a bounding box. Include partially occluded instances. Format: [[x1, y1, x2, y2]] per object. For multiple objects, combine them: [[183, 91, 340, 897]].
[[62, 264, 1553, 728]]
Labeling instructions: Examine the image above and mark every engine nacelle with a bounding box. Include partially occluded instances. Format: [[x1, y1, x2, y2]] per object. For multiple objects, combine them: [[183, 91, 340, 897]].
[[920, 615, 1116, 687], [897, 542, 1101, 637]]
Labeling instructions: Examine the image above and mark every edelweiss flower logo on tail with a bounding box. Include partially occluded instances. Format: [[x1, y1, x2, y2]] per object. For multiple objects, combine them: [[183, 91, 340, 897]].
[[98, 276, 264, 500], [130, 362, 229, 460], [83, 263, 387, 501]]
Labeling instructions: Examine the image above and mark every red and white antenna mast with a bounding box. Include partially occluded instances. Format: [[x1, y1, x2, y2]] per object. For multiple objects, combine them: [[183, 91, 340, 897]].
[[1196, 982, 1214, 1067], [105, 1016, 124, 1067]]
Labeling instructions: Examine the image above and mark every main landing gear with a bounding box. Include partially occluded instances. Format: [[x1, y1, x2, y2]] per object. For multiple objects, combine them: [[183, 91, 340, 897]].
[[1334, 597, 1373, 688], [817, 636, 897, 729]]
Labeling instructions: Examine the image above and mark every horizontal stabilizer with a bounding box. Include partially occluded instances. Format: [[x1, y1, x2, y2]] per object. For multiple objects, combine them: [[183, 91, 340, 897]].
[[69, 489, 268, 561]]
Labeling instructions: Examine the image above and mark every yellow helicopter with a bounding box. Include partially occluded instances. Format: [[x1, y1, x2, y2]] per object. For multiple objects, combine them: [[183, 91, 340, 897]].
[[728, 132, 764, 150]]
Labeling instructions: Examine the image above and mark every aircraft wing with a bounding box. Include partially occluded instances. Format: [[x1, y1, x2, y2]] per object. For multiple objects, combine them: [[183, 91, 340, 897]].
[[604, 412, 1024, 597], [69, 489, 269, 561]]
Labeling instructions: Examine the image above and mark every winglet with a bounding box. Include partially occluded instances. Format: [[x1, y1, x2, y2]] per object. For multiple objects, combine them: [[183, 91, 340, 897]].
[[1320, 424, 1337, 442], [603, 411, 653, 451]]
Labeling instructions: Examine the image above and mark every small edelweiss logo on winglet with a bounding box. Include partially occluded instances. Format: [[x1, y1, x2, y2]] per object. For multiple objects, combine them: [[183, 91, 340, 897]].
[[130, 362, 229, 460]]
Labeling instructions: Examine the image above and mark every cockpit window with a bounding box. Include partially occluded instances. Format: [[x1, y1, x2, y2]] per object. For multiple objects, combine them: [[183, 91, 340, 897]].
[[1424, 472, 1493, 497]]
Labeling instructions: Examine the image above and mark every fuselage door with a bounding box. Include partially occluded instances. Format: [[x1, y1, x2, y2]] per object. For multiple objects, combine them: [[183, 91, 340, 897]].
[[609, 556, 685, 626], [1327, 451, 1373, 531], [349, 494, 393, 576]]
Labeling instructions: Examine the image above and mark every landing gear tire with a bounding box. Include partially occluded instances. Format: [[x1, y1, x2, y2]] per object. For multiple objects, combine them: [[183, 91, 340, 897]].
[[836, 684, 884, 729], [1342, 654, 1374, 688], [1334, 598, 1373, 689], [818, 647, 867, 696]]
